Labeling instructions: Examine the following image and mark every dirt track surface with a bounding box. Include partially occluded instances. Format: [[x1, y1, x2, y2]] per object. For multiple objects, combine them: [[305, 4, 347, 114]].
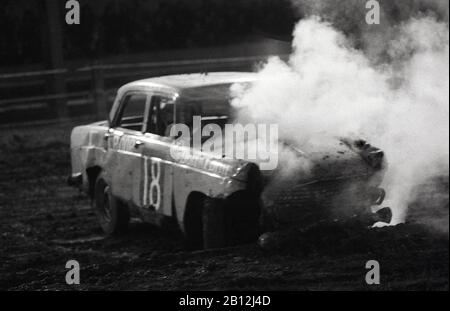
[[0, 121, 448, 291]]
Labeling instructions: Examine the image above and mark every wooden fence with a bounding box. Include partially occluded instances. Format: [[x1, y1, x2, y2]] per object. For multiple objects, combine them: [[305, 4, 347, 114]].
[[0, 55, 284, 124]]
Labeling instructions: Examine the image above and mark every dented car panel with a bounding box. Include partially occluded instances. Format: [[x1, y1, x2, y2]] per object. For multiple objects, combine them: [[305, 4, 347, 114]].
[[71, 122, 249, 230]]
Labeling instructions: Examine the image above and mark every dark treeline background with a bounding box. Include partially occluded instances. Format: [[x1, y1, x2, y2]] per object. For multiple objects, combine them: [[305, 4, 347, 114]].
[[0, 0, 297, 68]]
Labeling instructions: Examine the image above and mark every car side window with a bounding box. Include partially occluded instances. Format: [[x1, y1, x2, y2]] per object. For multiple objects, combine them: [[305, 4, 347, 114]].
[[117, 93, 148, 131], [147, 96, 175, 137]]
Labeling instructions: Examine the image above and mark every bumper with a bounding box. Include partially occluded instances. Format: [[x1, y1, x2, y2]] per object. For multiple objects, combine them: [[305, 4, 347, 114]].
[[262, 177, 386, 228]]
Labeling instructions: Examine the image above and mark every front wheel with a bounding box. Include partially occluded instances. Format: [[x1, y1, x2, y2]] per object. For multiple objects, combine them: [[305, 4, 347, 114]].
[[202, 197, 226, 249], [93, 173, 130, 235], [202, 193, 260, 249]]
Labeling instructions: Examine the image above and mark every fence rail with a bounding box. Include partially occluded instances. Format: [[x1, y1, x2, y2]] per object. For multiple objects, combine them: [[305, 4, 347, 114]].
[[0, 54, 285, 124]]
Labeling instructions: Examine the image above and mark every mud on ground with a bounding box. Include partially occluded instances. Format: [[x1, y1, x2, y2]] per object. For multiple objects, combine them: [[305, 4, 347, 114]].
[[0, 121, 448, 290]]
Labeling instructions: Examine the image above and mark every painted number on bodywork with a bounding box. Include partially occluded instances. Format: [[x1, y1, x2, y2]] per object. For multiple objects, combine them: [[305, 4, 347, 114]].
[[144, 157, 162, 210]]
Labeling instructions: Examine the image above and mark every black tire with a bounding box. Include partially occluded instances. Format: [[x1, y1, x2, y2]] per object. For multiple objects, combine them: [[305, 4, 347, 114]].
[[203, 193, 260, 249], [93, 173, 129, 235], [225, 193, 260, 246], [185, 194, 260, 250], [202, 197, 226, 249]]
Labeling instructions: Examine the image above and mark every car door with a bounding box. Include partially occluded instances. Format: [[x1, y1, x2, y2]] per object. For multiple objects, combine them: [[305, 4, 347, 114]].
[[140, 94, 175, 216], [105, 91, 150, 207]]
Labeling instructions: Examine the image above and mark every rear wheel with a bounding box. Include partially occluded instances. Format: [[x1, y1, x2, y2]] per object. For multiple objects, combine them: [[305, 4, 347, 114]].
[[93, 173, 129, 235]]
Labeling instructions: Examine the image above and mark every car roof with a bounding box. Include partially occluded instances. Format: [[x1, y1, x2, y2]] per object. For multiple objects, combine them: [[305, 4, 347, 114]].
[[119, 72, 257, 95]]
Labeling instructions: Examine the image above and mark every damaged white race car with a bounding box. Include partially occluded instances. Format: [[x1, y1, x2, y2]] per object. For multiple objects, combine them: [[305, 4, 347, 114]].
[[69, 72, 387, 249]]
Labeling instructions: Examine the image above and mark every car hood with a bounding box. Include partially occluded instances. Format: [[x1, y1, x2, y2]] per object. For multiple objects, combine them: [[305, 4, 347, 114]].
[[257, 135, 385, 184]]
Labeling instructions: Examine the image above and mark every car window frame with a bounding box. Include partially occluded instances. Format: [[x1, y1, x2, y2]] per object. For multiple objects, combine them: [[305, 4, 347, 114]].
[[144, 92, 177, 138], [111, 90, 151, 133]]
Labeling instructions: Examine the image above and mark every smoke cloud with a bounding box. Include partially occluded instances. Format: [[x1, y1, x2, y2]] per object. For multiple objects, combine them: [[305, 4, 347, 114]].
[[231, 1, 449, 230], [290, 0, 449, 62]]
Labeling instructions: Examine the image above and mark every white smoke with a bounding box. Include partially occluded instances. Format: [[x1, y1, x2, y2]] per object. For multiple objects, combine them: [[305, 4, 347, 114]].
[[231, 16, 449, 228]]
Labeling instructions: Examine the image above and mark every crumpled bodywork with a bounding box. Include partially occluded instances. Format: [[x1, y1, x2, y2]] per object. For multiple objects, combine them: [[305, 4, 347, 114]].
[[260, 135, 386, 228]]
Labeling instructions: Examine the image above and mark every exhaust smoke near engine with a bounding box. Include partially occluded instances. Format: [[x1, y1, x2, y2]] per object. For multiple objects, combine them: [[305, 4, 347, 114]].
[[231, 1, 449, 231]]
